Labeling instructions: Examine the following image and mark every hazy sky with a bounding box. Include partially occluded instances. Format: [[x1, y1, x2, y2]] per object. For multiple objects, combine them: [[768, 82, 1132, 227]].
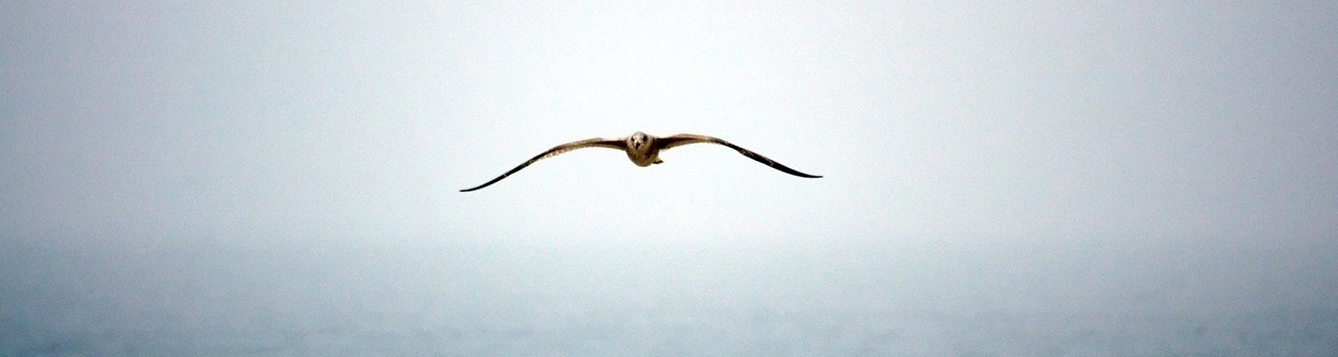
[[3, 0, 1337, 338]]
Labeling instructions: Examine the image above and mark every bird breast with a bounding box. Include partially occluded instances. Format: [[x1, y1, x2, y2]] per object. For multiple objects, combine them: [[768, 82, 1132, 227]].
[[626, 144, 657, 167]]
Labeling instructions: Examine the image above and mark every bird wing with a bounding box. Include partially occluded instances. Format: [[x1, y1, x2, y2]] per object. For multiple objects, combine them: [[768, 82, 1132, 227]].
[[653, 134, 822, 178], [460, 137, 628, 192]]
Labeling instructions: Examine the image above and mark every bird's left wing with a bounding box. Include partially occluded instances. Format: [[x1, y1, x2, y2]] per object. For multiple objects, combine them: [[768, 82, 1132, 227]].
[[460, 137, 627, 192], [653, 134, 822, 178]]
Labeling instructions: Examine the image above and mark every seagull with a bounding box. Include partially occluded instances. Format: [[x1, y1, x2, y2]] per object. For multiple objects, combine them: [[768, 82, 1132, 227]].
[[460, 132, 821, 192]]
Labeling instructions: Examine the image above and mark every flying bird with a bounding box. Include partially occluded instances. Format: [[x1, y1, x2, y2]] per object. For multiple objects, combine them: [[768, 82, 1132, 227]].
[[460, 132, 821, 192]]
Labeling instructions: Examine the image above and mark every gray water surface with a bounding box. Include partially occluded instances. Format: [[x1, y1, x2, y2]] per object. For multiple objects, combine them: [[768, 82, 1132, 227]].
[[4, 235, 1335, 356]]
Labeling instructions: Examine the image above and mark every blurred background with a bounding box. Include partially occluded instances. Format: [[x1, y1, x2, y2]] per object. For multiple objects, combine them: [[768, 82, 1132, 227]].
[[3, 1, 1336, 355]]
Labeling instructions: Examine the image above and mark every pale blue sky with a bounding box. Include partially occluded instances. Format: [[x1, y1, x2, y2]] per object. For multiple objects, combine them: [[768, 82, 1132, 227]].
[[2, 1, 1337, 348]]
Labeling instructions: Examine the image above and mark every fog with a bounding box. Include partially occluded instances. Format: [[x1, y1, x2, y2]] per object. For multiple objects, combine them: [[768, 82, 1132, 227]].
[[3, 1, 1336, 355]]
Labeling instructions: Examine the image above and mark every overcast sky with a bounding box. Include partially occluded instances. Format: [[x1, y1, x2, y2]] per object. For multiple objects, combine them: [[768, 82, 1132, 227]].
[[3, 1, 1337, 334]]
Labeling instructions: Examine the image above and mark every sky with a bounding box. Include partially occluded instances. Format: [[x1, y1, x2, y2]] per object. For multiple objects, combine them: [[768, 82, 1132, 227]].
[[2, 0, 1338, 350]]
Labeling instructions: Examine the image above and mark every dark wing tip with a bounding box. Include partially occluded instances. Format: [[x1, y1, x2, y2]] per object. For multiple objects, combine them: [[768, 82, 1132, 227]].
[[777, 167, 822, 179], [458, 160, 533, 193], [462, 179, 500, 192], [713, 139, 823, 179], [459, 137, 626, 193]]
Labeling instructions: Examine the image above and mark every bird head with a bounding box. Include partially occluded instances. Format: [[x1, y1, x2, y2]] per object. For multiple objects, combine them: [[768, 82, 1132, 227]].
[[630, 132, 649, 150]]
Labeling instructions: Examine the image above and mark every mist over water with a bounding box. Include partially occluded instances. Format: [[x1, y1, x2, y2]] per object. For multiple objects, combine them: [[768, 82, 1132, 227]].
[[4, 1, 1337, 355], [5, 228, 1336, 355]]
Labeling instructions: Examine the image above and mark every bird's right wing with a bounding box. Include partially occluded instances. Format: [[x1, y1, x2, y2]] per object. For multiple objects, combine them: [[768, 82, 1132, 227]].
[[460, 137, 627, 192]]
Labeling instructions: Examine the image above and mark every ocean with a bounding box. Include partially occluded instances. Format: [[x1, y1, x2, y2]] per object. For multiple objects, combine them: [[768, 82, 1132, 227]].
[[3, 236, 1335, 356]]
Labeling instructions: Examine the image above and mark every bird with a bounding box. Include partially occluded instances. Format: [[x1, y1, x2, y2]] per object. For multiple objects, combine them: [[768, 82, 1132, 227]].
[[460, 132, 821, 192]]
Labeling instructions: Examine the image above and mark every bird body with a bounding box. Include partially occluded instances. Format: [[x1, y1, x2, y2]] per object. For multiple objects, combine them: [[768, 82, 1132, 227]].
[[625, 131, 663, 166], [461, 131, 820, 192]]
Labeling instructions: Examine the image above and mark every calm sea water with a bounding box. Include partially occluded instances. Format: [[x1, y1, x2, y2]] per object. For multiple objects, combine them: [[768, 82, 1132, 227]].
[[3, 237, 1336, 356], [4, 308, 1336, 355]]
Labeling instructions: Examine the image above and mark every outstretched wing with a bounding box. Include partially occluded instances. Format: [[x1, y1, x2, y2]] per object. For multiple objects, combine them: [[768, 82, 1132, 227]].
[[460, 138, 627, 192], [653, 134, 822, 178]]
